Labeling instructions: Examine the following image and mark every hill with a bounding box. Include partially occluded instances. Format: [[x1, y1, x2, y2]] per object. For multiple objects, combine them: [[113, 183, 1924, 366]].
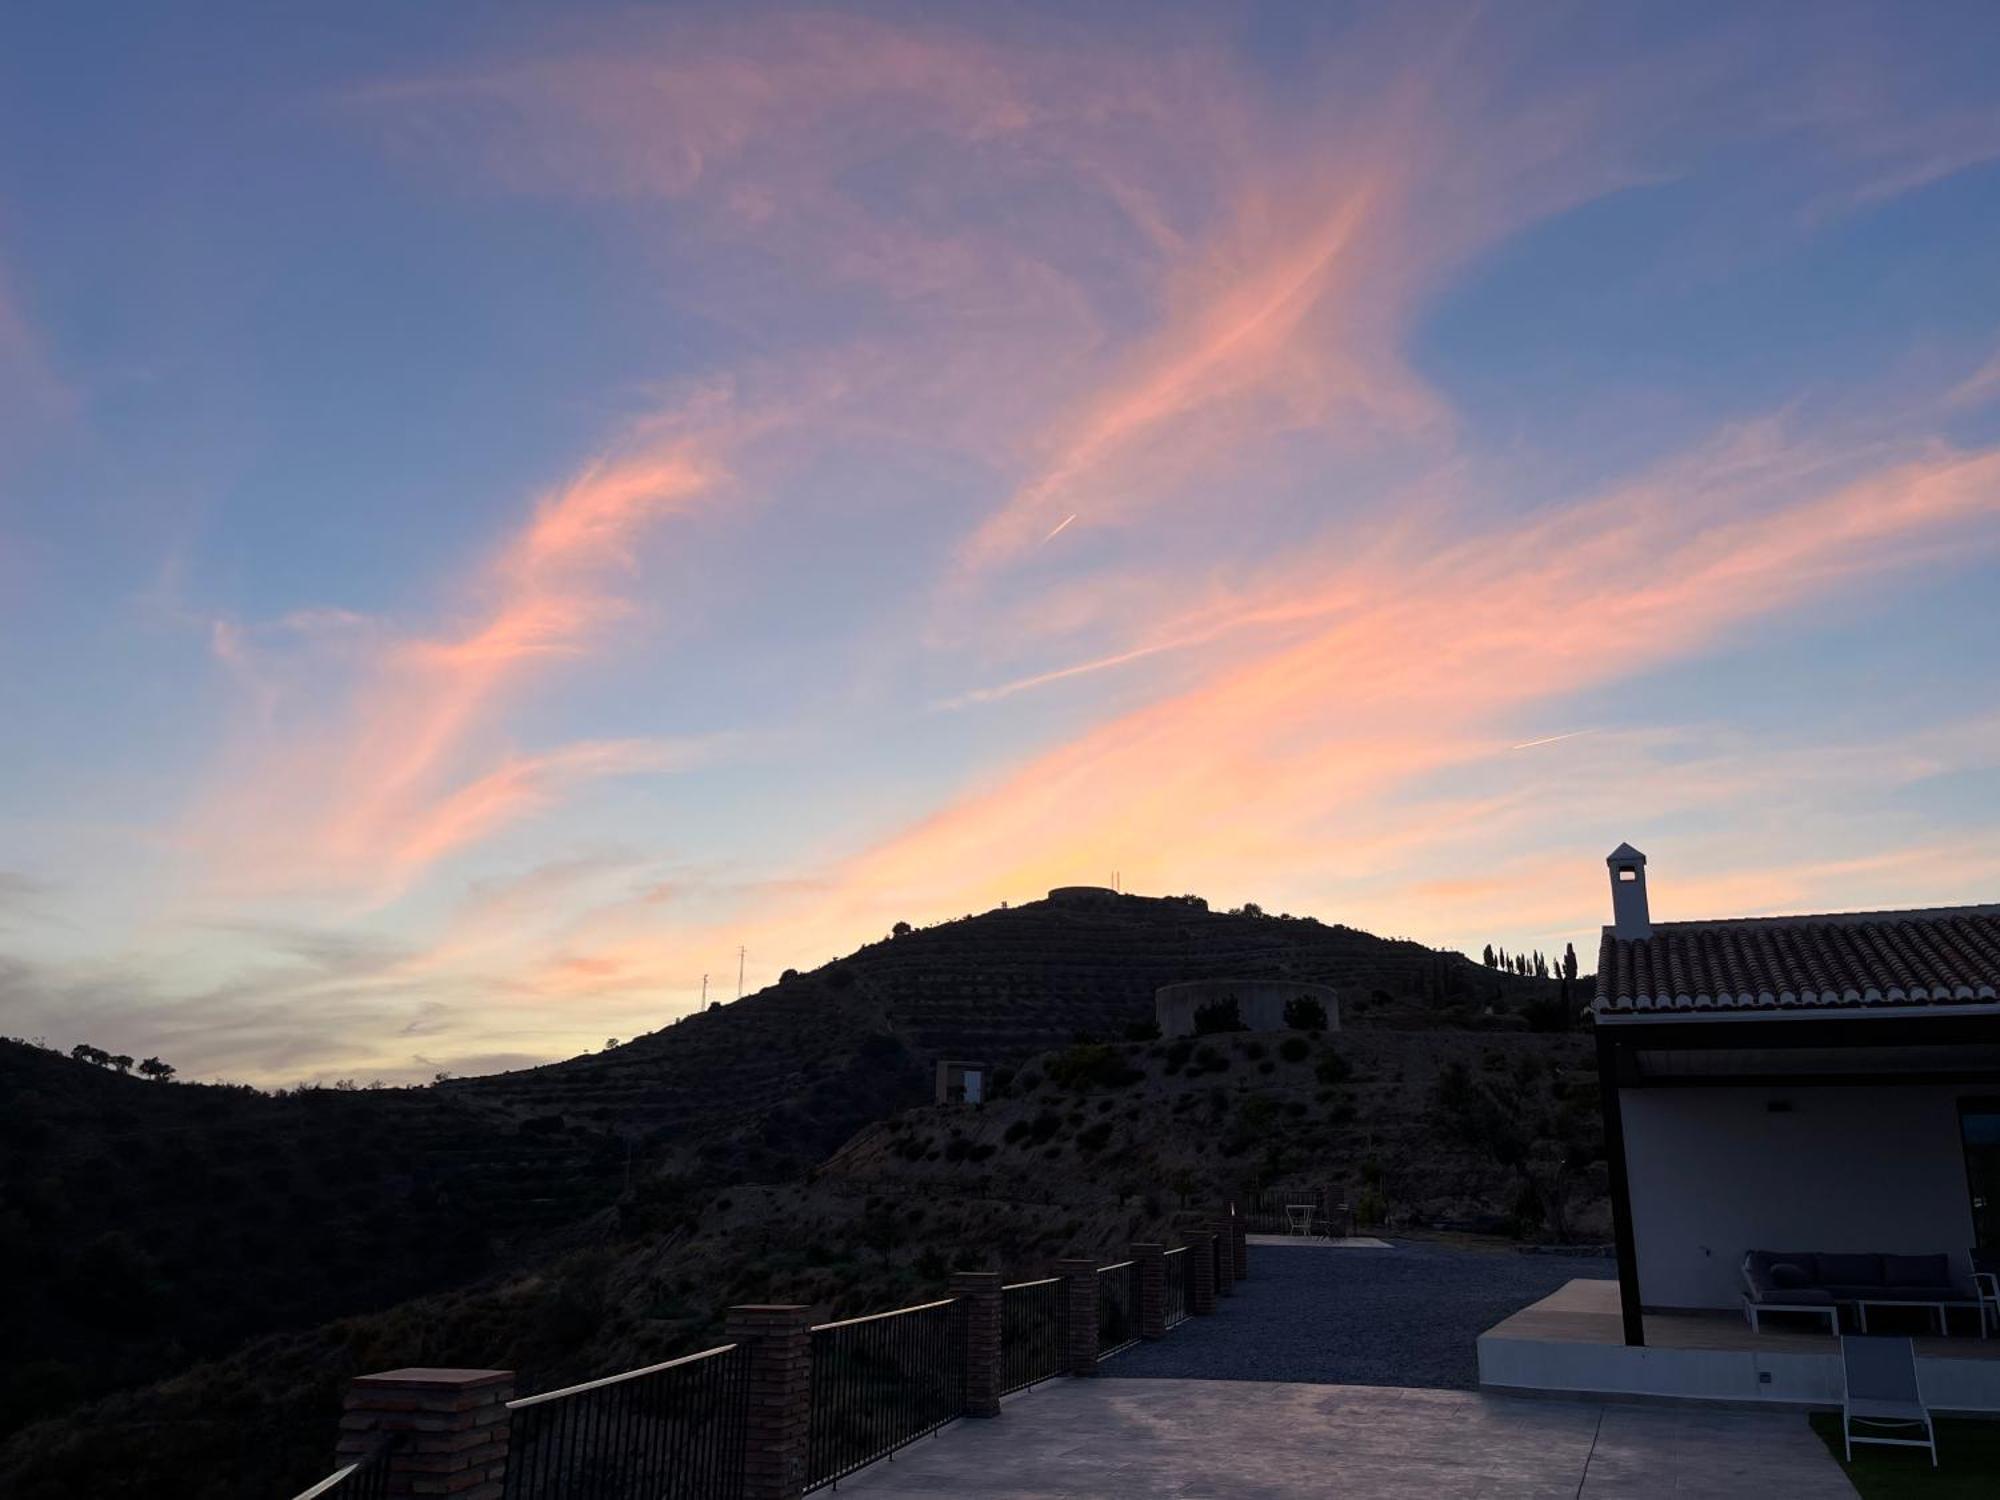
[[0, 892, 1587, 1494]]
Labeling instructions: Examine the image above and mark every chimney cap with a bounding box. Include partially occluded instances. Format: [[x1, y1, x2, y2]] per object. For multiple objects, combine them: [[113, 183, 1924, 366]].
[[1607, 842, 1646, 865]]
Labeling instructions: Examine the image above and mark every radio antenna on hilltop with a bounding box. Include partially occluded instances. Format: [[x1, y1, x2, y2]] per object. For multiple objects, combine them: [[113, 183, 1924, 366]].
[[700, 973, 708, 1007], [737, 945, 746, 1000]]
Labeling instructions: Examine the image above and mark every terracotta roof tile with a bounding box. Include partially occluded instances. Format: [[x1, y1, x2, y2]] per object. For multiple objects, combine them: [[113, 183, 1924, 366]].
[[1594, 904, 2000, 1014]]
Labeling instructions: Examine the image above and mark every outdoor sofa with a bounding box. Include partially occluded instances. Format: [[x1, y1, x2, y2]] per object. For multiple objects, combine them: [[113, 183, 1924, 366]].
[[1741, 1250, 1984, 1336]]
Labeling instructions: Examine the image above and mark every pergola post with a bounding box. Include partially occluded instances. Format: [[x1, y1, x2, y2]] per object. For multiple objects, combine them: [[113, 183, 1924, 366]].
[[1596, 1024, 1646, 1347]]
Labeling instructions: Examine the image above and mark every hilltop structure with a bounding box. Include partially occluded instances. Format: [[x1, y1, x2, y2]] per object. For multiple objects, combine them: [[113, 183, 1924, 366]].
[[1153, 979, 1341, 1038]]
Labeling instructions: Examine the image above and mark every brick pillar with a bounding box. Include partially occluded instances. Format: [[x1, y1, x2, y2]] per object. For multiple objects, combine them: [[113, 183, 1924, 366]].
[[727, 1304, 813, 1500], [1211, 1218, 1236, 1296], [1232, 1207, 1248, 1281], [951, 1271, 1003, 1417], [338, 1367, 512, 1500], [1187, 1231, 1217, 1315], [1132, 1244, 1166, 1340], [1057, 1258, 1100, 1376]]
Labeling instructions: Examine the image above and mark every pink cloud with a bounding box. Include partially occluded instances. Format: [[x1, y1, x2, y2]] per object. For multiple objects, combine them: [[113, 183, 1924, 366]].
[[189, 436, 723, 901]]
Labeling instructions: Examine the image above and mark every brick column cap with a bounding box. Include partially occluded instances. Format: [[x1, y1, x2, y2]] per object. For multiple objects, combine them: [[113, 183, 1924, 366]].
[[726, 1303, 812, 1315], [949, 1270, 1002, 1285], [351, 1368, 511, 1389]]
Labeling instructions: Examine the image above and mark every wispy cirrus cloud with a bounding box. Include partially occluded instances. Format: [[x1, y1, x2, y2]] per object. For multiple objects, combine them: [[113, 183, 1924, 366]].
[[189, 429, 727, 903]]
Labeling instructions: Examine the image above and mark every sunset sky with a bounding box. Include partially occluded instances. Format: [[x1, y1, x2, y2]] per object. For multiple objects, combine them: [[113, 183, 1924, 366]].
[[4, 2, 2000, 1085]]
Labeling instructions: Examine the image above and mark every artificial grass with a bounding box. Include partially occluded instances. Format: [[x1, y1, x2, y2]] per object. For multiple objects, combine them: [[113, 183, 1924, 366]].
[[1809, 1412, 2000, 1497]]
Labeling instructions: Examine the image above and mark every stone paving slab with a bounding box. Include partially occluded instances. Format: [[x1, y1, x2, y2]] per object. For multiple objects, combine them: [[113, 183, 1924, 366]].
[[832, 1378, 1852, 1498], [1109, 1238, 1616, 1389]]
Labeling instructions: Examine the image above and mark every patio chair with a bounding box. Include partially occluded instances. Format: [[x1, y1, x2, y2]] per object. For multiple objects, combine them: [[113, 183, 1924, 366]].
[[1839, 1335, 1937, 1468], [1973, 1250, 2000, 1337], [1285, 1203, 1314, 1237]]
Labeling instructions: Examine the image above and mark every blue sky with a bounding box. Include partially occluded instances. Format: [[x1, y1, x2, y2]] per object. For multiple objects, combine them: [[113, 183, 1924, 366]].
[[2, 1, 1998, 1083]]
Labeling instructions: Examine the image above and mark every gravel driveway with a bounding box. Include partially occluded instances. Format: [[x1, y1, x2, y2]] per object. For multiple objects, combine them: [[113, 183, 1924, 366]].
[[1102, 1239, 1615, 1389]]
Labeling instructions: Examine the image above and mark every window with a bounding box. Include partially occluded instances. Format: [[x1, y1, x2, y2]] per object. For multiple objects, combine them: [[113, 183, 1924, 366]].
[[1618, 868, 1638, 882]]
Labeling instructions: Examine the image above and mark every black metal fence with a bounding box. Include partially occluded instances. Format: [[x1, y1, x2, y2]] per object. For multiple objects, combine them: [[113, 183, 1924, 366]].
[[288, 1435, 396, 1500], [1162, 1246, 1189, 1328], [1243, 1187, 1347, 1237], [503, 1343, 749, 1500], [999, 1277, 1067, 1394], [807, 1298, 966, 1490], [1097, 1259, 1141, 1358]]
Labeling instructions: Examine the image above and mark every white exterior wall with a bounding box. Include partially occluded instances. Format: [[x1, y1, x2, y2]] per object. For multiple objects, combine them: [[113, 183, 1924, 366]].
[[1622, 1084, 1978, 1309]]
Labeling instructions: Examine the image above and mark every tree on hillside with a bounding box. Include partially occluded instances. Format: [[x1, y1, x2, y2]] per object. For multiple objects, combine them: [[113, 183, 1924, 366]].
[[70, 1043, 110, 1067], [108, 1054, 134, 1074], [891, 921, 912, 938], [1482, 944, 1495, 968], [1562, 942, 1578, 982], [137, 1057, 175, 1082]]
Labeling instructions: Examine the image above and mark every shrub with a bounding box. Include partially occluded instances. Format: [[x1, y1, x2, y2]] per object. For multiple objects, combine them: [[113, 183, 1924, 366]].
[[1076, 1121, 1114, 1153], [1163, 1038, 1194, 1074], [1192, 1045, 1228, 1075], [1046, 1043, 1143, 1092], [1284, 995, 1329, 1031], [1192, 997, 1246, 1035], [1243, 1040, 1266, 1061], [1314, 1050, 1352, 1086], [1278, 1036, 1310, 1063], [1003, 1119, 1032, 1144], [1123, 1019, 1162, 1042]]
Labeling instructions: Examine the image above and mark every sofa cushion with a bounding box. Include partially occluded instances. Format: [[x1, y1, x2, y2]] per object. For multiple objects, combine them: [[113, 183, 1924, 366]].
[[1744, 1250, 1819, 1286], [1883, 1253, 1951, 1288], [1768, 1261, 1813, 1290], [1818, 1253, 1883, 1287]]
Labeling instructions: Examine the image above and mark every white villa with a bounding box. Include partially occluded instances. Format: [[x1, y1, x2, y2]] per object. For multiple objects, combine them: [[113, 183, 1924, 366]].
[[1480, 845, 2000, 1409]]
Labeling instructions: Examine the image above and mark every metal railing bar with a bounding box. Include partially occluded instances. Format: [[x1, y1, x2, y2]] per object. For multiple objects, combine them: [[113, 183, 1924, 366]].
[[289, 1463, 361, 1500], [1000, 1276, 1061, 1290], [1097, 1260, 1135, 1272], [810, 1296, 957, 1332], [504, 1342, 740, 1409]]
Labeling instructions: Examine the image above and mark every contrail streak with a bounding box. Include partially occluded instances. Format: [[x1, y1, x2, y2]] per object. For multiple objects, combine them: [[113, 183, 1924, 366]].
[[1041, 513, 1077, 544], [1510, 729, 1595, 751]]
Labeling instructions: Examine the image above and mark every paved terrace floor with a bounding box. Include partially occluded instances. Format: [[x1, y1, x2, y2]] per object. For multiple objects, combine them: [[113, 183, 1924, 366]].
[[1107, 1237, 1618, 1389], [836, 1378, 1852, 1498]]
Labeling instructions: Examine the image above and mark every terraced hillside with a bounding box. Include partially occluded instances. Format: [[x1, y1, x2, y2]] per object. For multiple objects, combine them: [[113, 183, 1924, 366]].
[[448, 893, 1567, 1178]]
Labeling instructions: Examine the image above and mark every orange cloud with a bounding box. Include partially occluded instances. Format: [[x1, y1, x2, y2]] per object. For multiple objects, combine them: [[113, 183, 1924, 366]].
[[190, 438, 721, 902], [417, 424, 1998, 1051]]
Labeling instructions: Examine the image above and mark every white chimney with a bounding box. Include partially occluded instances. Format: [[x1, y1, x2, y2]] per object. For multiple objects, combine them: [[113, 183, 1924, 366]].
[[1607, 843, 1650, 939]]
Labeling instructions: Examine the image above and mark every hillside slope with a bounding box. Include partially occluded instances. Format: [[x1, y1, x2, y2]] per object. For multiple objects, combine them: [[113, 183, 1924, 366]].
[[0, 892, 1580, 1472], [0, 1022, 1604, 1500]]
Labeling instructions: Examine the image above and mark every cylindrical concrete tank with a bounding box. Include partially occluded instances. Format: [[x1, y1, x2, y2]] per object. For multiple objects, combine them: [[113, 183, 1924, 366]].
[[1154, 979, 1340, 1038]]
